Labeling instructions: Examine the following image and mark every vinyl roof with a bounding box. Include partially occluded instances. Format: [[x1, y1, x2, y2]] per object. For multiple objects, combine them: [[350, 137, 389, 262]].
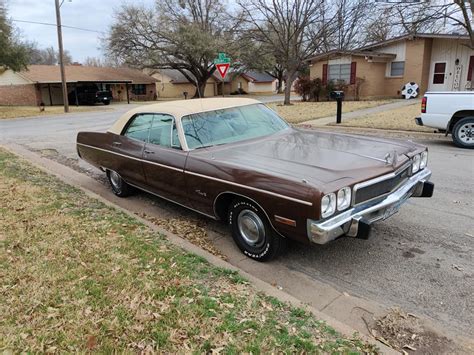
[[18, 65, 157, 84], [108, 97, 261, 134]]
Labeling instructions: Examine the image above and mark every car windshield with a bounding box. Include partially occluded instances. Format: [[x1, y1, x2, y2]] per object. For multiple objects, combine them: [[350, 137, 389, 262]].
[[181, 104, 289, 149]]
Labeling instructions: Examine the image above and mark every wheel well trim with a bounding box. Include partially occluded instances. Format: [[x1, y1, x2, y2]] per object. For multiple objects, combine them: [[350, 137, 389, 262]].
[[448, 111, 474, 133], [213, 191, 286, 238]]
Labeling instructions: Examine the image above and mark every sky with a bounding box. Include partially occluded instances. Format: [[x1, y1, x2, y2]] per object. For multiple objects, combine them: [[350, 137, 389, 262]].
[[6, 0, 155, 63]]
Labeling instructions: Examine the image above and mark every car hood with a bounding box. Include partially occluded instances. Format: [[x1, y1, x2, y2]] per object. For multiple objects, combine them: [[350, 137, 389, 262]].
[[195, 128, 422, 186]]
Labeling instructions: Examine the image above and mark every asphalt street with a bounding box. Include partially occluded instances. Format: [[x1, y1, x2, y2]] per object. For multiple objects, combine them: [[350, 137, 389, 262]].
[[1, 102, 473, 336]]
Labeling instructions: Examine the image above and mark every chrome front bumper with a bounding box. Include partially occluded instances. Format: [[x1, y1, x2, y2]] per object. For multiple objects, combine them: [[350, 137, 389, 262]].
[[307, 168, 433, 245]]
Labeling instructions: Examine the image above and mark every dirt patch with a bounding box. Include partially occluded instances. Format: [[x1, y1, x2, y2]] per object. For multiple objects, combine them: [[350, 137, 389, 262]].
[[268, 100, 395, 124], [372, 308, 457, 354]]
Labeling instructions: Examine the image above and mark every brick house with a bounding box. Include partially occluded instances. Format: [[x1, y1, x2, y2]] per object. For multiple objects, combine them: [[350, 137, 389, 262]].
[[308, 33, 474, 99], [0, 65, 157, 106], [151, 69, 278, 98]]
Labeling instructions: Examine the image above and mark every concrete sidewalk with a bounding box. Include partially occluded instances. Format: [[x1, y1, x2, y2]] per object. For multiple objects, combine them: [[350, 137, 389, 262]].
[[303, 99, 419, 127]]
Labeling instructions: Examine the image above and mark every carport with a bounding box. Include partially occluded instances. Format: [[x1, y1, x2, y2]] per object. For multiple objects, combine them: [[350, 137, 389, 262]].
[[15, 65, 157, 106], [39, 80, 133, 106]]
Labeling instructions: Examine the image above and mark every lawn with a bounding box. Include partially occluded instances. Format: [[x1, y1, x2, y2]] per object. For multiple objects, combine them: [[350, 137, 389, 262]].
[[0, 148, 377, 353], [268, 100, 395, 124], [336, 102, 434, 132], [0, 105, 111, 119]]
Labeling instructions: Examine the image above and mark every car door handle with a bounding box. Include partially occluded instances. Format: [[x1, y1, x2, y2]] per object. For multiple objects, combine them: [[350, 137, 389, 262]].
[[144, 149, 154, 154], [112, 142, 121, 146]]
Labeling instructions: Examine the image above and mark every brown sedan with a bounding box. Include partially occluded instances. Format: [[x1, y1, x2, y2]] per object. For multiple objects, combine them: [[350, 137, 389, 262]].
[[76, 98, 434, 261]]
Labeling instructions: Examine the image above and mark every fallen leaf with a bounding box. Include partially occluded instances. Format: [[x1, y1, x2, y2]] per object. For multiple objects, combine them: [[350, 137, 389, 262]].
[[86, 335, 97, 350]]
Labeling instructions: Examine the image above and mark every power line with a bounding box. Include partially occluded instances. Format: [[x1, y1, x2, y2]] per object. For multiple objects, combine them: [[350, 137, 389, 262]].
[[11, 19, 105, 34]]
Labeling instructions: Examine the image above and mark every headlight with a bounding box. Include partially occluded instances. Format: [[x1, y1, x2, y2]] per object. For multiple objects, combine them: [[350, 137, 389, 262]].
[[321, 193, 336, 218], [337, 187, 351, 211], [420, 150, 428, 169], [412, 154, 421, 173]]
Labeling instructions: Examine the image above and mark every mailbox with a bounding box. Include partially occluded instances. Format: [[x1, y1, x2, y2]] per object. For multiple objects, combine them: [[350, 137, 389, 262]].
[[329, 91, 344, 124], [330, 90, 345, 100]]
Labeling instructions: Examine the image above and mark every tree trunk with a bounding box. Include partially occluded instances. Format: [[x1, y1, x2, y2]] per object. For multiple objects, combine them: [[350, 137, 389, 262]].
[[193, 80, 207, 98], [276, 71, 284, 94], [283, 71, 296, 105]]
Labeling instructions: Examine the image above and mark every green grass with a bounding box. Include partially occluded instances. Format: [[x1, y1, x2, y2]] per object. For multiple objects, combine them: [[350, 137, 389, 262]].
[[0, 148, 378, 353]]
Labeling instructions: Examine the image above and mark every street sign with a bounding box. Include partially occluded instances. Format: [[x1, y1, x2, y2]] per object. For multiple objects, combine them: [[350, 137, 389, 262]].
[[214, 52, 231, 79], [216, 63, 230, 79]]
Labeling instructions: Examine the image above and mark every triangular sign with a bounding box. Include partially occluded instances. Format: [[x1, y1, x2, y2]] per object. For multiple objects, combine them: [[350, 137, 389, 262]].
[[216, 63, 230, 79]]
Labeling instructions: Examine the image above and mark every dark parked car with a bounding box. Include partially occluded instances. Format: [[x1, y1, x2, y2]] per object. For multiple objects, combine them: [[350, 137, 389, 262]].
[[68, 84, 112, 105], [76, 98, 434, 261]]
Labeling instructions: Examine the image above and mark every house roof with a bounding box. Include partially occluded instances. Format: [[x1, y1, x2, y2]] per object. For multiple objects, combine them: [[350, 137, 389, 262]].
[[307, 50, 396, 63], [307, 33, 471, 63], [360, 32, 471, 51], [18, 65, 156, 84], [158, 69, 196, 84], [242, 71, 275, 83]]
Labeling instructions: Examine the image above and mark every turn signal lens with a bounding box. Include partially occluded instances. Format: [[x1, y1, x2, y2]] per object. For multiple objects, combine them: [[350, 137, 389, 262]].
[[420, 150, 428, 169], [412, 154, 421, 173], [337, 187, 352, 211], [321, 193, 336, 218]]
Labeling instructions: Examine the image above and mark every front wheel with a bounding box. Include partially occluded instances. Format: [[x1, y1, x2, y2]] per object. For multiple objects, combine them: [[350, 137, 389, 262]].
[[228, 198, 287, 261], [106, 170, 133, 197], [452, 117, 474, 149], [103, 100, 111, 105]]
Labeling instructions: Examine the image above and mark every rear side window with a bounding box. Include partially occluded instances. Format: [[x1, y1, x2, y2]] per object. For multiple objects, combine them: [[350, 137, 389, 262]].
[[149, 114, 174, 148], [123, 114, 154, 142]]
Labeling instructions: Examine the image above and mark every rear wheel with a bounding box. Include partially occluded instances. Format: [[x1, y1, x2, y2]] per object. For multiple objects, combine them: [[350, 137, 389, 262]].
[[228, 198, 286, 261], [452, 117, 474, 149], [106, 170, 133, 197]]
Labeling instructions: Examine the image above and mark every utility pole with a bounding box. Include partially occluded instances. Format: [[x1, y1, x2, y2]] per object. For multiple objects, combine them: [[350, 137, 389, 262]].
[[55, 0, 69, 113]]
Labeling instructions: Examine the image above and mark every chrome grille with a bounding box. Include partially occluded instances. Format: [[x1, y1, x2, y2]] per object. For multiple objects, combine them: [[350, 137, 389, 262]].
[[353, 166, 411, 205]]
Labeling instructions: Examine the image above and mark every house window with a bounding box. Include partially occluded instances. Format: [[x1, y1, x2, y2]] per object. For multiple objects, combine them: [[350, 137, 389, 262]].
[[132, 84, 146, 95], [390, 61, 405, 76], [433, 62, 446, 84], [328, 64, 351, 83]]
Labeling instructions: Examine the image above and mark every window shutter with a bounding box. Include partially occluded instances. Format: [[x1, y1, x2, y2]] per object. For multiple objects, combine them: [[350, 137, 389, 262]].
[[468, 56, 474, 81], [350, 62, 357, 84], [322, 64, 328, 84]]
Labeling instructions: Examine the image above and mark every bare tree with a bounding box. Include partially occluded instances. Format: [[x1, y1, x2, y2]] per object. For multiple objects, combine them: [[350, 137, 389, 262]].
[[28, 44, 73, 65], [239, 0, 330, 105], [106, 0, 242, 98], [329, 0, 371, 50]]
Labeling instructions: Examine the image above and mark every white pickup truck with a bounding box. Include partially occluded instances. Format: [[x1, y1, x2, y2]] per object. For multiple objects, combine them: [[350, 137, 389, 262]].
[[416, 91, 474, 149]]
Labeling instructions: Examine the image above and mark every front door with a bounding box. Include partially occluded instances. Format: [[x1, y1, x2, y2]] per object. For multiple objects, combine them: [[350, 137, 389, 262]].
[[430, 62, 448, 91], [142, 114, 188, 205], [109, 113, 154, 186]]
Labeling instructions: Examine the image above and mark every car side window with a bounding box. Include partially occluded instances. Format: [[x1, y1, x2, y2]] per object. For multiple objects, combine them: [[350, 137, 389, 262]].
[[124, 114, 154, 142], [149, 114, 181, 149]]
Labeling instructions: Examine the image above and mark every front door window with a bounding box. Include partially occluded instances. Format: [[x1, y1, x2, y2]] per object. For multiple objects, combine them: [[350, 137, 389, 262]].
[[433, 62, 446, 84]]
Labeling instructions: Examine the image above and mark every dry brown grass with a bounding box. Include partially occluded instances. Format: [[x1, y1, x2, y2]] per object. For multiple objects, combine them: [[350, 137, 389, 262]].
[[337, 103, 433, 132], [0, 105, 110, 119], [268, 100, 395, 124], [0, 149, 377, 353]]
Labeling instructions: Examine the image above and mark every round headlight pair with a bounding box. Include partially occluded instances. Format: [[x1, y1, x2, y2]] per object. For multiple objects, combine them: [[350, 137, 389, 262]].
[[412, 150, 428, 173], [321, 187, 352, 218]]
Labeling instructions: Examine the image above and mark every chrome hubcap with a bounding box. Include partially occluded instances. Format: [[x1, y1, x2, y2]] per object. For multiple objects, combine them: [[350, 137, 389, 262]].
[[109, 171, 121, 190], [237, 210, 265, 247], [458, 123, 474, 144]]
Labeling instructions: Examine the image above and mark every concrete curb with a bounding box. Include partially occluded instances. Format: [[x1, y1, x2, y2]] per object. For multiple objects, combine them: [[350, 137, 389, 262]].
[[1, 142, 399, 354]]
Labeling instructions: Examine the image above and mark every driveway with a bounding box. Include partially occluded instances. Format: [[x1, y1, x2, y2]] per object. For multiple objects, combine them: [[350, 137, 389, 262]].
[[1, 105, 473, 339]]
